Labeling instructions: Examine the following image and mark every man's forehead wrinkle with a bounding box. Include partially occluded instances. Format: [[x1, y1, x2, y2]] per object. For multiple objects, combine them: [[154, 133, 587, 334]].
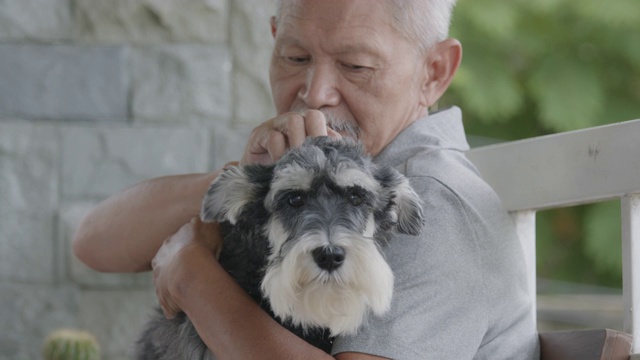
[[275, 2, 391, 58], [277, 0, 304, 21], [274, 35, 304, 52], [276, 33, 385, 58]]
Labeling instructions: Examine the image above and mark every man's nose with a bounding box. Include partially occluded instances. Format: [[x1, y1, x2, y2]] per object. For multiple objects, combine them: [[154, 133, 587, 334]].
[[298, 64, 340, 109]]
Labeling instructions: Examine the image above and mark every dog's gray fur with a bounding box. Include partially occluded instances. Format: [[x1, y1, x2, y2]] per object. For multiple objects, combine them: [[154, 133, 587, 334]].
[[137, 137, 424, 359]]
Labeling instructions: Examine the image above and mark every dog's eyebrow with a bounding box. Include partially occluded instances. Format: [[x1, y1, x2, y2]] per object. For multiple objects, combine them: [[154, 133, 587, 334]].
[[333, 164, 380, 193], [265, 163, 314, 208]]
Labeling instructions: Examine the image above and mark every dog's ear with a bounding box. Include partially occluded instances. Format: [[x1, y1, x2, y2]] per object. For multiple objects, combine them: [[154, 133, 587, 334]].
[[374, 166, 424, 235], [200, 165, 273, 225]]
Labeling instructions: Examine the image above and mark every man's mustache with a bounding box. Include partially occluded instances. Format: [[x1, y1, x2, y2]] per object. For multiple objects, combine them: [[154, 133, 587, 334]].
[[290, 106, 361, 139]]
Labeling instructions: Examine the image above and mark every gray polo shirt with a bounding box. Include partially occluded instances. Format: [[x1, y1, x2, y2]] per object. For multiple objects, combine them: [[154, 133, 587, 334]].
[[331, 107, 540, 359]]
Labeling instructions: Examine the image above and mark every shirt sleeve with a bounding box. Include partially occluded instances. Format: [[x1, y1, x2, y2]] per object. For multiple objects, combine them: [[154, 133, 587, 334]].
[[331, 176, 489, 359]]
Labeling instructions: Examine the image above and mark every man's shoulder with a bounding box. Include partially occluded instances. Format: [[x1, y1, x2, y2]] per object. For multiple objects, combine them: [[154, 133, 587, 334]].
[[401, 147, 492, 203], [398, 147, 518, 250], [402, 143, 472, 175]]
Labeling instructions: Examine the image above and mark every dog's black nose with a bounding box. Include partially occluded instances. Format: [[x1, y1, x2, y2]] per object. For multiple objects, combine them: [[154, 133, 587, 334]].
[[312, 246, 346, 272]]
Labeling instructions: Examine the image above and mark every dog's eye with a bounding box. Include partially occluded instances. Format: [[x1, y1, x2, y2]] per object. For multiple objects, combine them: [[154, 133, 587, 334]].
[[348, 191, 364, 206], [287, 194, 305, 208]]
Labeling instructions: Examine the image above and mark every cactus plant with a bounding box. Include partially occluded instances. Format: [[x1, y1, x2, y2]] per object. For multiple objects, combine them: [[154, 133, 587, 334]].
[[42, 329, 100, 360]]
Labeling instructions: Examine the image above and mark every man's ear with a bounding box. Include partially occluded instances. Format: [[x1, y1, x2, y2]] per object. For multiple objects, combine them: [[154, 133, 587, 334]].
[[270, 16, 278, 38], [420, 38, 463, 107]]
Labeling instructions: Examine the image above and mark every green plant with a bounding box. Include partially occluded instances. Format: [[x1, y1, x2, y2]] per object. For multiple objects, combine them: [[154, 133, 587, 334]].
[[42, 329, 100, 360], [442, 0, 640, 287]]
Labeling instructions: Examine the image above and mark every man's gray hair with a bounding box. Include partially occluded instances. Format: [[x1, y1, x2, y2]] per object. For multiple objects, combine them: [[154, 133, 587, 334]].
[[387, 0, 457, 51], [274, 0, 457, 52]]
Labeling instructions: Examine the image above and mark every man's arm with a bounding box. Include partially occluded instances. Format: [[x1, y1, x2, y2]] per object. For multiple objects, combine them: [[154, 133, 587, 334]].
[[72, 171, 220, 273], [75, 111, 381, 357]]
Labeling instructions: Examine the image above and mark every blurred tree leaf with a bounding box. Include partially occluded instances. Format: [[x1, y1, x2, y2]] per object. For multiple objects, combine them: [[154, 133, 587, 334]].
[[451, 54, 523, 122], [455, 0, 520, 41], [448, 0, 640, 135], [570, 0, 640, 29], [448, 0, 640, 287], [536, 205, 622, 287], [528, 56, 605, 132], [583, 201, 622, 280]]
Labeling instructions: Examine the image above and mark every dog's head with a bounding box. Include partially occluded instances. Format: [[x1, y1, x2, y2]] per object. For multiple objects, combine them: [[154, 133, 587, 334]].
[[201, 137, 424, 335], [202, 137, 424, 236]]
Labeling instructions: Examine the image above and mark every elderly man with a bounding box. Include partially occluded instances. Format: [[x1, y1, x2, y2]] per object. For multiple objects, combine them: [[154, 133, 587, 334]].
[[73, 0, 540, 359]]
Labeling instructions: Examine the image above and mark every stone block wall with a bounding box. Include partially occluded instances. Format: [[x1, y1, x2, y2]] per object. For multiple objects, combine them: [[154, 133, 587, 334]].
[[0, 1, 277, 359]]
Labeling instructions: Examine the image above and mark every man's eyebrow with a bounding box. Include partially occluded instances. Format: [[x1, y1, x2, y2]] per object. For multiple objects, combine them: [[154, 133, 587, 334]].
[[333, 43, 385, 58], [275, 36, 305, 49]]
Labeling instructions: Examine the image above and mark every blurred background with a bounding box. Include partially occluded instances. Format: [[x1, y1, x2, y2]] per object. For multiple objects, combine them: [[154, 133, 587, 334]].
[[443, 0, 640, 332], [0, 0, 639, 358]]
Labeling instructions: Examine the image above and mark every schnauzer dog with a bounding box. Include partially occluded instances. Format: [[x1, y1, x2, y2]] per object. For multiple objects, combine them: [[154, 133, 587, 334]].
[[137, 137, 424, 359]]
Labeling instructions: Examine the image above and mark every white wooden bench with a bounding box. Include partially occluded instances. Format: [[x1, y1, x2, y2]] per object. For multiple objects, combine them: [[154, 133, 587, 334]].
[[467, 118, 640, 359]]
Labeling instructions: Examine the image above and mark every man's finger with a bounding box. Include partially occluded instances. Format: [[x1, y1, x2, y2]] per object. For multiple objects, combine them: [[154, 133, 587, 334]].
[[267, 130, 288, 162], [193, 220, 223, 253], [240, 123, 273, 165], [303, 110, 328, 137], [281, 113, 306, 149], [327, 127, 342, 140]]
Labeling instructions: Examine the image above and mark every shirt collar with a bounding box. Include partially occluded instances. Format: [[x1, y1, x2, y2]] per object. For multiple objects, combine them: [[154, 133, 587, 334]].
[[373, 106, 469, 167]]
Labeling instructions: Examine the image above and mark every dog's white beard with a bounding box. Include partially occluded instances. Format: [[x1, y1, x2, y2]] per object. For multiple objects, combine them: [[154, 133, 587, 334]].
[[261, 223, 393, 336]]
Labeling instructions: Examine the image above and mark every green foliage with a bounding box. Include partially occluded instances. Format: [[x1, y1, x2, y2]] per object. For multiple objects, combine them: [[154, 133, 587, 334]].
[[583, 201, 623, 278], [444, 0, 640, 286], [536, 204, 622, 287], [444, 0, 640, 136], [528, 56, 605, 132]]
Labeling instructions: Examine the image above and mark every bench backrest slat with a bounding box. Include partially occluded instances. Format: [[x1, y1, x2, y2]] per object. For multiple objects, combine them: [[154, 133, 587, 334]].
[[467, 119, 640, 212]]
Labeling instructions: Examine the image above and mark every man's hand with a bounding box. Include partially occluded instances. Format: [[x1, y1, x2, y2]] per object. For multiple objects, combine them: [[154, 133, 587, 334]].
[[240, 109, 341, 165], [152, 218, 223, 319]]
